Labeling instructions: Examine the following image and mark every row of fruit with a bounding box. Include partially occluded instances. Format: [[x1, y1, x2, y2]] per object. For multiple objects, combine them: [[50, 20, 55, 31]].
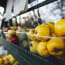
[[4, 26, 27, 45], [3, 19, 65, 56], [0, 54, 20, 65], [28, 19, 65, 41], [28, 19, 65, 56], [29, 39, 64, 56]]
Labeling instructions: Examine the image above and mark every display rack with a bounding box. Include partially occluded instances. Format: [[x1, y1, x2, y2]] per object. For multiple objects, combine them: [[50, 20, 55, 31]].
[[1, 0, 64, 65], [0, 38, 65, 65]]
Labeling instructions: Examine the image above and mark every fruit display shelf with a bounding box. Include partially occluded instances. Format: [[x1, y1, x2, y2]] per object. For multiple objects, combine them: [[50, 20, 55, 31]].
[[0, 38, 65, 65], [2, 20, 65, 65]]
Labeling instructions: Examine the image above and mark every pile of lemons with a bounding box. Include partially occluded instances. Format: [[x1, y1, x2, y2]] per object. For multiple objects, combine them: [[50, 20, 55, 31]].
[[28, 19, 65, 56], [0, 54, 20, 65]]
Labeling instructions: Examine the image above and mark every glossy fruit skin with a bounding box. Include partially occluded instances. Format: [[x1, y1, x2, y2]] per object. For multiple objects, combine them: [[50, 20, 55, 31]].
[[55, 19, 65, 36], [35, 24, 50, 41], [51, 32, 57, 37], [48, 22, 55, 32], [28, 29, 36, 40], [37, 42, 48, 56], [13, 61, 19, 65], [3, 57, 8, 64], [16, 29, 22, 36], [7, 34, 12, 40], [8, 54, 15, 64], [8, 30, 16, 36], [23, 40, 29, 49], [47, 39, 64, 55], [29, 41, 39, 53], [18, 28, 27, 41], [5, 27, 11, 32], [10, 36, 19, 45], [0, 58, 2, 64], [5, 29, 8, 32], [35, 24, 45, 31]]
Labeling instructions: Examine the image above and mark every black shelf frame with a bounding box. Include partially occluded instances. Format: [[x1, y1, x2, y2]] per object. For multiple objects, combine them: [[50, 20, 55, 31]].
[[22, 0, 57, 14]]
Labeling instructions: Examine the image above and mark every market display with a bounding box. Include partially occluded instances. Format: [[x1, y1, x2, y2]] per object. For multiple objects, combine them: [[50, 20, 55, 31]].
[[1, 0, 65, 65], [3, 19, 65, 57], [0, 54, 20, 65], [4, 26, 27, 45], [28, 19, 65, 56]]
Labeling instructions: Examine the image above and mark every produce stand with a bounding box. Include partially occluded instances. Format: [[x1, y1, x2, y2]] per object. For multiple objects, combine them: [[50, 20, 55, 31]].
[[1, 0, 65, 65], [0, 38, 65, 65]]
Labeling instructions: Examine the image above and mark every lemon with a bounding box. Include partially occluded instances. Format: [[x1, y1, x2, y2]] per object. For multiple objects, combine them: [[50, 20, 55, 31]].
[[37, 42, 48, 56], [47, 39, 64, 55], [48, 21, 55, 32], [0, 58, 3, 64], [35, 24, 50, 41], [29, 41, 39, 53], [28, 29, 36, 40], [55, 19, 65, 36], [8, 30, 16, 36], [8, 54, 15, 64], [3, 56, 9, 64], [13, 61, 19, 65]]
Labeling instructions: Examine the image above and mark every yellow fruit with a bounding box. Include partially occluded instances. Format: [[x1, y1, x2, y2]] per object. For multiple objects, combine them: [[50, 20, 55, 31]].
[[28, 29, 36, 40], [48, 22, 55, 32], [0, 58, 3, 64], [55, 19, 65, 36], [56, 35, 64, 37], [10, 26, 15, 30], [35, 24, 45, 31], [13, 26, 17, 29], [16, 30, 19, 36], [3, 56, 8, 64], [37, 42, 48, 56], [30, 41, 39, 53], [35, 24, 50, 41], [42, 23, 46, 25], [8, 30, 16, 36], [47, 39, 64, 55], [8, 54, 15, 64], [13, 61, 19, 65], [48, 22, 54, 24], [51, 33, 56, 37], [7, 34, 12, 39]]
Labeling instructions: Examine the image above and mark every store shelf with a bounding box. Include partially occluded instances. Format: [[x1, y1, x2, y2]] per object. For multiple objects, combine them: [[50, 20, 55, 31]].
[[19, 0, 57, 15], [0, 38, 60, 65]]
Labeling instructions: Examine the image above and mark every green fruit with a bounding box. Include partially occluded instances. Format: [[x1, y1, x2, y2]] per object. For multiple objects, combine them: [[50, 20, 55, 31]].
[[21, 33, 27, 40], [23, 40, 29, 49], [17, 28, 27, 41], [29, 41, 39, 53], [22, 28, 27, 32]]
